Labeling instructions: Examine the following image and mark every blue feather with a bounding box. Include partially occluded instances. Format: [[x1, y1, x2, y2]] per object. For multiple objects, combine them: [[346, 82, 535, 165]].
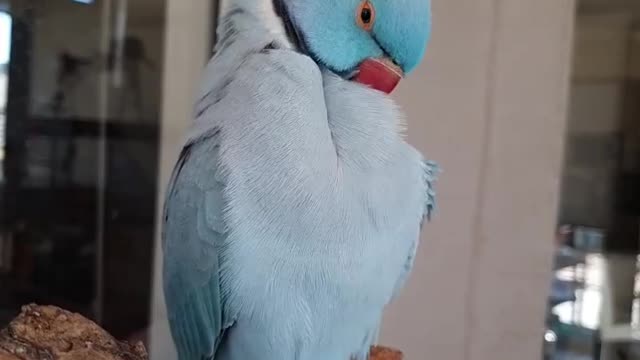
[[422, 159, 441, 222]]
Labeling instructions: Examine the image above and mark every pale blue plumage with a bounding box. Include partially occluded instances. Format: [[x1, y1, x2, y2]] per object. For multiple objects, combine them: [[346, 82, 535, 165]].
[[163, 2, 438, 359]]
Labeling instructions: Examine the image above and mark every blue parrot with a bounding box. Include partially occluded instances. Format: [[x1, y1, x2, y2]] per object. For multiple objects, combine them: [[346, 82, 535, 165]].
[[162, 0, 439, 358]]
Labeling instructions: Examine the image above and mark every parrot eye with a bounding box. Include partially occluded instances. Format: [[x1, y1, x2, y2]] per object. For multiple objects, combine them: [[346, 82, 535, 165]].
[[356, 1, 375, 31]]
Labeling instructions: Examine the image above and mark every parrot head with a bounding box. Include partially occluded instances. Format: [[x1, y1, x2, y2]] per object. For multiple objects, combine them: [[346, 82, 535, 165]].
[[274, 0, 431, 94]]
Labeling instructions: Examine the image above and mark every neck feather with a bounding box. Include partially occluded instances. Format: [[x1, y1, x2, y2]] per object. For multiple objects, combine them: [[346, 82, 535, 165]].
[[219, 0, 292, 47]]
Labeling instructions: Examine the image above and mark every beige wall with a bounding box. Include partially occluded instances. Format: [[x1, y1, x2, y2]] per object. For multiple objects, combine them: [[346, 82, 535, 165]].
[[149, 0, 575, 359]]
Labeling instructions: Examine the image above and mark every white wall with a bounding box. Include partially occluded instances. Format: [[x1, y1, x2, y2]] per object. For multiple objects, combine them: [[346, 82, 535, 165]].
[[150, 0, 575, 359]]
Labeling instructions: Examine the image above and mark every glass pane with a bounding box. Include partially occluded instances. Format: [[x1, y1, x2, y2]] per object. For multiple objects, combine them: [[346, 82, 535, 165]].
[[543, 1, 640, 359], [0, 0, 166, 345]]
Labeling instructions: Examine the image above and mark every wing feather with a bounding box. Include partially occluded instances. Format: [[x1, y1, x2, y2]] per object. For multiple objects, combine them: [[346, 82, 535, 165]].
[[163, 138, 232, 360]]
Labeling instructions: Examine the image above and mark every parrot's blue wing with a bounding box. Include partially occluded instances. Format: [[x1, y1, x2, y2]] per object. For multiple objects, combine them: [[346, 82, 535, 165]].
[[391, 159, 440, 299], [161, 8, 269, 359], [162, 134, 233, 360]]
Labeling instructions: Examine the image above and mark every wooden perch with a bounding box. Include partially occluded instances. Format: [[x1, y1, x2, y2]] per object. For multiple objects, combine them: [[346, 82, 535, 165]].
[[0, 305, 402, 360]]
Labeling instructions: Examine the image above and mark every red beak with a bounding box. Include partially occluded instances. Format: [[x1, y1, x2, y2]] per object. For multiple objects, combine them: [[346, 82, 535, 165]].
[[353, 57, 403, 94]]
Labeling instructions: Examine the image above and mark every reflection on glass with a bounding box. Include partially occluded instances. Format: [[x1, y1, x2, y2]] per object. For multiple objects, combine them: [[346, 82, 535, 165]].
[[554, 254, 604, 331], [0, 11, 10, 176], [544, 1, 640, 359], [0, 0, 165, 345]]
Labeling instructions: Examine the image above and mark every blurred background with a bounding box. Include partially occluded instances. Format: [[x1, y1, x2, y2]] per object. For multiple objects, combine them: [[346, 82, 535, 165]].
[[2, 0, 640, 360], [0, 0, 167, 345]]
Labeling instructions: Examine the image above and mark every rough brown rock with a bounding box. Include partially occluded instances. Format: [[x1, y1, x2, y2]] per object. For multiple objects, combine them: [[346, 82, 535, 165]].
[[0, 304, 401, 360], [0, 304, 147, 360]]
